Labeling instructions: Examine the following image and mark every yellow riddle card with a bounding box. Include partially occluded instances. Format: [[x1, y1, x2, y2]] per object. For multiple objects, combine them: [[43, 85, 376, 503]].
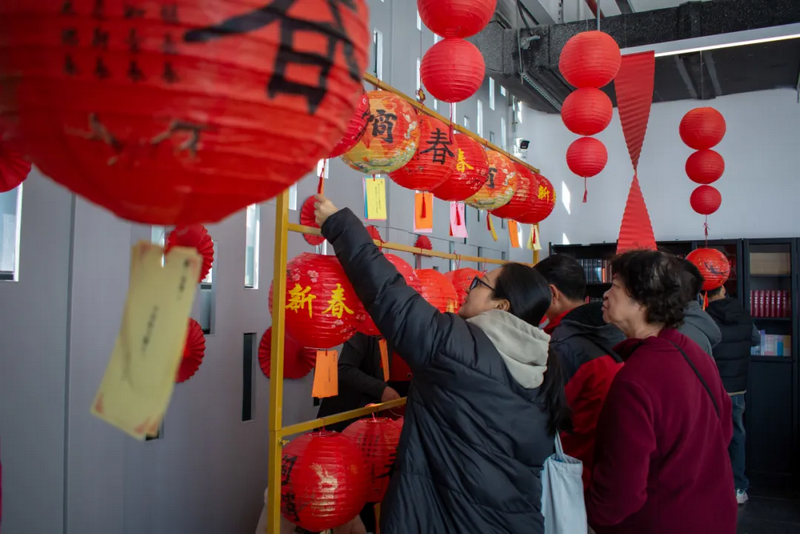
[[364, 177, 387, 221]]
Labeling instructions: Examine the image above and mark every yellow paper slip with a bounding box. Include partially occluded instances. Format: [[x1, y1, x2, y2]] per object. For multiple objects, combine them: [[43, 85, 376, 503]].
[[365, 177, 387, 221], [91, 242, 201, 440]]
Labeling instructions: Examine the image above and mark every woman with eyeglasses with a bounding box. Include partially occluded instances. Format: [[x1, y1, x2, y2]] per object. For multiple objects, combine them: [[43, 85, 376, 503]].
[[313, 195, 570, 534]]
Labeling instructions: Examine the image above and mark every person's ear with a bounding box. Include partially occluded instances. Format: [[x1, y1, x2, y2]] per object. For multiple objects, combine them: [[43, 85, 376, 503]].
[[549, 284, 559, 303], [495, 299, 511, 312]]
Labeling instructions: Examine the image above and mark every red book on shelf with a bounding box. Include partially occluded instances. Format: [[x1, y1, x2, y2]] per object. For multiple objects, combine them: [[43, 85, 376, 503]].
[[758, 290, 765, 318], [778, 290, 784, 318], [769, 290, 775, 318], [749, 291, 754, 317], [788, 291, 792, 317]]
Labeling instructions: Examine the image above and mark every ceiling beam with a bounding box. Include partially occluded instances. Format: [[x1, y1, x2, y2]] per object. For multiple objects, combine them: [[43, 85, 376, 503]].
[[516, 0, 556, 26], [615, 0, 634, 15], [702, 52, 724, 97]]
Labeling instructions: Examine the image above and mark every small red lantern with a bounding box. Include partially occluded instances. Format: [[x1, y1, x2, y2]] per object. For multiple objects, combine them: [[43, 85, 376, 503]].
[[0, 1, 371, 225], [567, 137, 608, 178], [466, 150, 518, 210], [417, 0, 497, 38], [281, 432, 370, 532], [165, 225, 214, 283], [561, 88, 613, 136], [329, 92, 371, 158], [300, 196, 326, 247], [414, 235, 433, 250], [421, 39, 485, 103], [445, 268, 483, 306], [432, 134, 489, 201], [690, 185, 722, 216], [686, 149, 725, 185], [356, 254, 421, 336], [389, 115, 456, 191], [687, 248, 731, 291], [518, 174, 556, 224], [491, 163, 539, 220], [0, 140, 31, 193], [177, 318, 206, 384], [559, 31, 621, 89], [258, 327, 317, 379], [416, 269, 459, 313], [680, 108, 726, 150], [342, 418, 402, 503]]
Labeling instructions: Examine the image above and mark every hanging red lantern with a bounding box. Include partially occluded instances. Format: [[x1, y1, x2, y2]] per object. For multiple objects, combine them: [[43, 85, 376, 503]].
[[177, 318, 206, 384], [491, 163, 539, 220], [567, 137, 608, 178], [691, 185, 722, 216], [421, 39, 485, 103], [0, 140, 32, 193], [559, 31, 621, 89], [329, 92, 371, 158], [687, 248, 731, 291], [415, 269, 459, 313], [465, 150, 518, 210], [300, 196, 326, 247], [342, 91, 420, 174], [561, 88, 613, 136], [445, 268, 483, 306], [680, 108, 726, 150], [518, 174, 556, 224], [417, 0, 497, 38], [389, 115, 456, 191], [686, 149, 725, 185], [342, 418, 402, 503], [165, 225, 214, 283], [0, 1, 371, 225], [258, 327, 317, 379], [281, 432, 370, 532], [356, 254, 421, 336], [432, 134, 489, 201], [269, 253, 359, 349]]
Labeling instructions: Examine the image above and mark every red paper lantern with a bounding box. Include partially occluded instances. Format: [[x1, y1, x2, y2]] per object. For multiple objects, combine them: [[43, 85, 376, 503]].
[[281, 432, 370, 532], [356, 254, 421, 336], [389, 115, 456, 191], [415, 269, 459, 313], [421, 39, 485, 104], [342, 418, 402, 502], [0, 1, 371, 225], [258, 327, 317, 379], [491, 163, 539, 220], [390, 353, 413, 382], [417, 0, 497, 38], [687, 248, 731, 291], [0, 140, 31, 193], [342, 91, 420, 174], [566, 137, 608, 177], [680, 108, 726, 150], [177, 318, 206, 383], [466, 150, 518, 210], [366, 225, 384, 243], [518, 174, 556, 224], [445, 268, 483, 306], [269, 253, 359, 349], [300, 196, 326, 247], [329, 92, 371, 158], [414, 235, 433, 250], [690, 185, 722, 216], [432, 134, 489, 201], [165, 225, 214, 283], [686, 149, 725, 185], [561, 88, 613, 136], [559, 31, 621, 89]]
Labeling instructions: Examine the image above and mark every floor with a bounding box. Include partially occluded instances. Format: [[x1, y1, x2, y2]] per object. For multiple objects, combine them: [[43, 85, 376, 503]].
[[738, 487, 800, 533]]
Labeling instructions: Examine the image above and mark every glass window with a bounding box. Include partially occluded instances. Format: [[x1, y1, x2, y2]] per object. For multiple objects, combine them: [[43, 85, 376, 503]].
[[0, 186, 23, 281], [489, 78, 496, 110], [372, 30, 384, 80], [245, 204, 260, 289], [477, 100, 484, 137]]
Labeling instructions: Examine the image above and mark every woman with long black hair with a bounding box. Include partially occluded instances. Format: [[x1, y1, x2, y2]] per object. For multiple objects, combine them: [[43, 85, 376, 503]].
[[314, 195, 570, 534]]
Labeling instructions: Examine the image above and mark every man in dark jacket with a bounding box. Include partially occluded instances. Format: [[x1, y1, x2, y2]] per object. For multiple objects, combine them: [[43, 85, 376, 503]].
[[679, 259, 722, 356], [535, 255, 624, 488], [706, 284, 760, 505]]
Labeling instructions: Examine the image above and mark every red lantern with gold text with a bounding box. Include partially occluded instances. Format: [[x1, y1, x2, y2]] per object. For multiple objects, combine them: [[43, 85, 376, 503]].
[[445, 268, 483, 306], [416, 269, 459, 313], [0, 1, 371, 225], [389, 115, 456, 191], [686, 150, 725, 185], [165, 225, 214, 283], [281, 432, 370, 532], [687, 248, 730, 291], [177, 318, 206, 383], [417, 0, 497, 38], [258, 327, 317, 379], [559, 31, 621, 89], [466, 150, 517, 210], [491, 163, 538, 220], [329, 91, 371, 158], [421, 39, 485, 103], [680, 108, 726, 150], [0, 140, 32, 193], [343, 418, 402, 503], [356, 254, 421, 336], [690, 185, 722, 216], [561, 88, 613, 136], [432, 134, 489, 201], [518, 174, 556, 224]]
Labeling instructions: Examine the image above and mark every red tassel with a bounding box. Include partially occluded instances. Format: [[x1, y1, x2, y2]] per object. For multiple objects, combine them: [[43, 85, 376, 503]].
[[317, 160, 326, 195], [583, 178, 588, 203], [449, 103, 455, 143], [420, 194, 427, 219], [703, 292, 708, 310], [455, 203, 461, 225], [486, 213, 492, 231], [704, 216, 709, 247]]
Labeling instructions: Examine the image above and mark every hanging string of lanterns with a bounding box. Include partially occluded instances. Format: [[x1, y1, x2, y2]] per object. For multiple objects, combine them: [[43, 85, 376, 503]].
[[681, 107, 726, 237]]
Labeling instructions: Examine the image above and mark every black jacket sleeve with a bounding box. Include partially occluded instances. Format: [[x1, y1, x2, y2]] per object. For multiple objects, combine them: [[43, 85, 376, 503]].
[[338, 334, 387, 400], [321, 208, 455, 371]]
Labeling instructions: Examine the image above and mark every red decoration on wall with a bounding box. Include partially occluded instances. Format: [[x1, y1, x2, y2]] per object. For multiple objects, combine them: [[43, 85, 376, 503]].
[[680, 108, 727, 150], [414, 235, 433, 250], [165, 225, 214, 283], [614, 51, 655, 172], [356, 254, 421, 336], [0, 140, 32, 193], [465, 150, 518, 210], [329, 91, 371, 158], [518, 174, 556, 224], [558, 31, 621, 89], [177, 318, 206, 383], [389, 115, 456, 191], [561, 88, 613, 136], [300, 196, 326, 246], [687, 248, 731, 291], [445, 268, 483, 306], [0, 1, 371, 225], [258, 327, 317, 379], [616, 174, 657, 254], [421, 39, 485, 103], [281, 432, 370, 532], [686, 149, 725, 185], [491, 163, 539, 221], [366, 225, 384, 243], [690, 185, 722, 215], [415, 269, 459, 313], [342, 418, 402, 503], [432, 134, 489, 201], [417, 0, 497, 38], [567, 137, 608, 178]]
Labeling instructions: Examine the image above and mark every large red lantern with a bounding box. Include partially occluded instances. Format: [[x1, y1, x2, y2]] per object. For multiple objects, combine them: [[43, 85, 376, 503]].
[[342, 418, 402, 503], [417, 0, 497, 38], [0, 1, 371, 225], [432, 134, 489, 201], [329, 92, 371, 158], [177, 318, 206, 384], [281, 432, 370, 532], [0, 140, 31, 193], [567, 137, 607, 177], [356, 254, 421, 336], [445, 268, 483, 306], [680, 108, 726, 150], [421, 39, 485, 103], [559, 31, 621, 89], [258, 327, 317, 379], [518, 174, 556, 224], [389, 115, 456, 191], [561, 88, 613, 136], [690, 185, 722, 216], [415, 269, 459, 312], [270, 253, 358, 349], [466, 150, 518, 210], [342, 91, 420, 174], [491, 163, 538, 220], [687, 248, 731, 291], [686, 149, 725, 185], [165, 225, 214, 283]]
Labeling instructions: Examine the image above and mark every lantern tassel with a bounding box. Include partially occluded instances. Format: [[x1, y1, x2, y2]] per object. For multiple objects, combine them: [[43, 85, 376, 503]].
[[449, 103, 455, 143], [455, 203, 461, 225], [704, 216, 709, 246], [317, 159, 326, 195], [420, 194, 427, 219], [703, 291, 708, 310], [583, 177, 588, 203]]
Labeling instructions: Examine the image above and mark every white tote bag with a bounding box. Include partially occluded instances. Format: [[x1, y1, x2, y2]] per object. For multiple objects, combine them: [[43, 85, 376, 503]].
[[541, 433, 587, 534]]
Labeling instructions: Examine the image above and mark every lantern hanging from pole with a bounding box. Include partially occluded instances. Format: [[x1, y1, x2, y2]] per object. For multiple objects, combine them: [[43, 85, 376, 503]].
[[342, 418, 402, 503], [566, 137, 608, 178], [421, 39, 485, 103], [329, 92, 371, 158], [558, 31, 621, 89], [281, 432, 370, 532], [561, 88, 613, 136], [176, 318, 206, 384], [258, 327, 317, 379], [0, 0, 371, 225], [490, 163, 539, 221], [417, 0, 497, 38], [389, 115, 456, 191], [341, 91, 421, 174], [687, 248, 731, 291], [680, 108, 727, 150], [415, 269, 459, 313], [356, 254, 421, 336], [445, 268, 483, 306], [165, 225, 214, 283], [432, 134, 489, 201], [300, 196, 326, 246], [465, 150, 518, 210], [690, 185, 722, 216], [0, 140, 32, 193], [686, 149, 725, 185], [517, 174, 556, 224]]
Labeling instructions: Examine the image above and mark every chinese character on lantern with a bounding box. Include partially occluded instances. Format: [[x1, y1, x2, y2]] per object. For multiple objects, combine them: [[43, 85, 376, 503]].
[[456, 148, 474, 173], [370, 109, 397, 143], [323, 283, 354, 319], [287, 284, 316, 317], [538, 185, 551, 202], [420, 128, 455, 164]]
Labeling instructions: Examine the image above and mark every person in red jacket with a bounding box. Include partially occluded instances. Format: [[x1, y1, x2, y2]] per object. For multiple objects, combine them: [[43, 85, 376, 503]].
[[587, 250, 737, 533]]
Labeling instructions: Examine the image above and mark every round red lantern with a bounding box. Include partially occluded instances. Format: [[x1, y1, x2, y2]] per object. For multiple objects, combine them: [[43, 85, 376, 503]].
[[417, 0, 497, 38], [491, 163, 538, 220], [300, 196, 326, 246], [559, 31, 621, 89], [687, 248, 731, 291], [421, 39, 485, 103], [0, 140, 31, 193], [258, 327, 317, 379], [466, 150, 518, 210], [561, 88, 613, 136], [686, 149, 725, 185], [690, 185, 722, 216], [389, 115, 456, 191], [281, 431, 370, 532], [0, 1, 371, 225], [680, 108, 726, 150], [356, 254, 421, 336], [432, 134, 489, 201], [415, 269, 459, 313], [342, 418, 402, 503], [165, 225, 214, 283], [177, 318, 206, 384], [445, 268, 483, 307], [269, 253, 359, 349], [329, 92, 371, 158], [517, 174, 556, 224], [342, 91, 421, 174], [566, 137, 607, 177]]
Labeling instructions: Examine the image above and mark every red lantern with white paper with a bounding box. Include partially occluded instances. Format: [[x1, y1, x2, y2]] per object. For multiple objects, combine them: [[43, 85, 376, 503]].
[[491, 163, 538, 220], [0, 140, 32, 192], [417, 0, 497, 38], [558, 31, 621, 89], [0, 1, 371, 225], [281, 432, 370, 532], [686, 149, 725, 185], [680, 108, 726, 150], [518, 174, 556, 224], [687, 248, 730, 291], [421, 39, 485, 103], [177, 318, 206, 383], [465, 150, 518, 210], [432, 134, 489, 201], [258, 327, 317, 379], [561, 88, 613, 136], [165, 225, 214, 283], [343, 418, 402, 503], [356, 254, 422, 336], [445, 268, 483, 306], [329, 91, 371, 158], [690, 185, 722, 216], [389, 115, 456, 191], [415, 269, 459, 313]]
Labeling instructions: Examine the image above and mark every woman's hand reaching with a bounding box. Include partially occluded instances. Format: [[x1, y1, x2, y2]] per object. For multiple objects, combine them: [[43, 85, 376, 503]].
[[314, 194, 339, 228]]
